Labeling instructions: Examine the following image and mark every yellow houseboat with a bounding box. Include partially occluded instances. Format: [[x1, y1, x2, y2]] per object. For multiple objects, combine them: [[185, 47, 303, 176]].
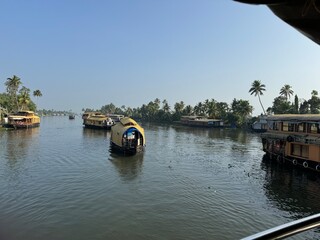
[[82, 112, 114, 130], [110, 117, 146, 154], [261, 114, 320, 171], [4, 111, 40, 129]]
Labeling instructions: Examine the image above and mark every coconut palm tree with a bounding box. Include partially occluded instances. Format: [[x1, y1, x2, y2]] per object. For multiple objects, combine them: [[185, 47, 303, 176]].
[[309, 90, 320, 114], [206, 99, 217, 118], [33, 89, 42, 110], [249, 80, 266, 115], [33, 89, 42, 98], [311, 90, 318, 97], [183, 105, 193, 115], [162, 99, 170, 113], [18, 87, 31, 110], [5, 75, 22, 111], [194, 102, 205, 116], [279, 84, 294, 102]]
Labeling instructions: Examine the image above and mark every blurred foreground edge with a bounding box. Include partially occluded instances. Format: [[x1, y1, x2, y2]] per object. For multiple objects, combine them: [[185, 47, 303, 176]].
[[234, 0, 320, 45]]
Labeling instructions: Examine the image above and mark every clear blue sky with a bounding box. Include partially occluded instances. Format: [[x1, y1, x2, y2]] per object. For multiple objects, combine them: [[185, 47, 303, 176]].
[[1, 0, 319, 115]]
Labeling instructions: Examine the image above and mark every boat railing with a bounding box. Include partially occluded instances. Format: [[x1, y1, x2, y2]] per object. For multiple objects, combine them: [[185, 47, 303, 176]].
[[241, 213, 320, 240]]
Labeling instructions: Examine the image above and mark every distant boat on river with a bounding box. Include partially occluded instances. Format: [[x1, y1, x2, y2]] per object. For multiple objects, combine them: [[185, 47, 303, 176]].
[[82, 112, 114, 130], [251, 115, 269, 133], [178, 116, 224, 128]]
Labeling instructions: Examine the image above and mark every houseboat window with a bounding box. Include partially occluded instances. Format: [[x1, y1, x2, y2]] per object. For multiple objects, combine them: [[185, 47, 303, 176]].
[[288, 123, 295, 132], [273, 122, 281, 131], [291, 144, 309, 158], [282, 122, 288, 131], [298, 123, 304, 132], [307, 123, 319, 134]]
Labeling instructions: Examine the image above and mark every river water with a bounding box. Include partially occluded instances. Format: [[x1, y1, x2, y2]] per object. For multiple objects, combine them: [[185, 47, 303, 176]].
[[0, 116, 320, 240]]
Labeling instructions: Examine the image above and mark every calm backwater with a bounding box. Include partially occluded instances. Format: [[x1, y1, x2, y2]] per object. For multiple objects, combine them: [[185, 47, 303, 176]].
[[1, 116, 320, 240]]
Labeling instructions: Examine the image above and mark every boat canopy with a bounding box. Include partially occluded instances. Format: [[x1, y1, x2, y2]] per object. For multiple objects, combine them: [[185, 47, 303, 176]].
[[267, 114, 320, 122], [120, 117, 139, 126], [111, 117, 145, 146]]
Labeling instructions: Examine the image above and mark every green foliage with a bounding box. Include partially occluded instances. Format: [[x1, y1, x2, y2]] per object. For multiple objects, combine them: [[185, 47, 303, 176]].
[[87, 97, 253, 128], [293, 95, 299, 114], [299, 101, 309, 114], [100, 103, 116, 114], [2, 75, 41, 112], [271, 96, 293, 114], [309, 95, 320, 114], [230, 98, 253, 127]]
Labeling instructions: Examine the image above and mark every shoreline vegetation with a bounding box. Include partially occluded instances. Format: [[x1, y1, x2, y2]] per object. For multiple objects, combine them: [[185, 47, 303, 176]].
[[1, 76, 320, 129], [0, 75, 42, 125]]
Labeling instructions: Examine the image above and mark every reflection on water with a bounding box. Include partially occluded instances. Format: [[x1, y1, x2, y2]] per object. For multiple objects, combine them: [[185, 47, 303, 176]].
[[1, 119, 320, 239], [171, 125, 254, 144], [261, 154, 320, 220], [82, 127, 110, 138], [3, 128, 40, 169], [109, 152, 144, 181]]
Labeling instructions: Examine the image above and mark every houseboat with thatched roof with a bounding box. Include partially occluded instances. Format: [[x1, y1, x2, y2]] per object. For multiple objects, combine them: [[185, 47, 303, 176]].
[[261, 114, 320, 171], [110, 117, 145, 154], [251, 115, 269, 133], [3, 111, 40, 129], [82, 112, 114, 130]]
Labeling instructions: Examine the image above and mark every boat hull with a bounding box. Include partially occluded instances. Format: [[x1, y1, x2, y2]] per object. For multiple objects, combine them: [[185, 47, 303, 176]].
[[84, 124, 112, 130], [110, 141, 145, 155], [3, 122, 40, 129], [262, 140, 320, 172]]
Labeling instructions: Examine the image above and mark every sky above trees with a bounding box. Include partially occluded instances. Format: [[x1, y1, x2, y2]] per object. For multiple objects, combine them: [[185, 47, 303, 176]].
[[1, 1, 319, 115]]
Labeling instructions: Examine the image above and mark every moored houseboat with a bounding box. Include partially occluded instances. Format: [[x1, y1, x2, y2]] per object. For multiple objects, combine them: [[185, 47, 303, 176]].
[[106, 114, 124, 123], [251, 115, 269, 133], [261, 114, 320, 171], [110, 117, 145, 154], [82, 112, 114, 129], [179, 116, 224, 128], [3, 111, 40, 129]]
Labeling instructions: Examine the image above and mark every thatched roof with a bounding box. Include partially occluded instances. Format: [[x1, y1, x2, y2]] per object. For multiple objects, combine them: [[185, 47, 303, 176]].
[[267, 114, 320, 122]]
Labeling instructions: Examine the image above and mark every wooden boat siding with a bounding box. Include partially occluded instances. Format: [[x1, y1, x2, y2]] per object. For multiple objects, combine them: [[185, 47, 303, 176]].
[[261, 114, 320, 171], [5, 111, 40, 129]]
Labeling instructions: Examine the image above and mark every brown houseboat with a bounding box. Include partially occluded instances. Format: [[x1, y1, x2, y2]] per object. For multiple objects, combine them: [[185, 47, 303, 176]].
[[179, 116, 224, 128], [261, 114, 320, 171]]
